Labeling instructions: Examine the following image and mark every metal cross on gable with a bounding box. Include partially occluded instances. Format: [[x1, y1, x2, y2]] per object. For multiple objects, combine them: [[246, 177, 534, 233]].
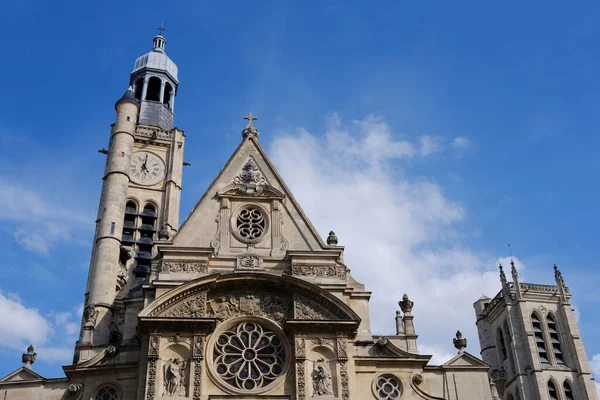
[[243, 112, 258, 126]]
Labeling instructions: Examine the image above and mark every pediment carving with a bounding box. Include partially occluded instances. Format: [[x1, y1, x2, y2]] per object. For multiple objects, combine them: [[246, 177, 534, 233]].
[[207, 292, 290, 323], [294, 295, 339, 320], [218, 183, 285, 199]]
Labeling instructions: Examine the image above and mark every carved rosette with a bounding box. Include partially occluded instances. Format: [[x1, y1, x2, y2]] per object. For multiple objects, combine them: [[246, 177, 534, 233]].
[[147, 334, 160, 400], [291, 265, 347, 279], [192, 335, 205, 400], [294, 295, 338, 320], [236, 253, 264, 270], [161, 262, 208, 274]]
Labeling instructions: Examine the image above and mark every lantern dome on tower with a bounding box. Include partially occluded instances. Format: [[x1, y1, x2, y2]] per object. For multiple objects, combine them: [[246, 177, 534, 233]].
[[132, 33, 178, 83]]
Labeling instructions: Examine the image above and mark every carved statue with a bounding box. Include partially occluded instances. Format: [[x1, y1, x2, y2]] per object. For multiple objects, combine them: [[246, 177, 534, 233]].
[[163, 358, 187, 397], [158, 224, 170, 240], [311, 358, 333, 396]]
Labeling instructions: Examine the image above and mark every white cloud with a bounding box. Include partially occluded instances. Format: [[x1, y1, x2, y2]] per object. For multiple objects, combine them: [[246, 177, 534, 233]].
[[451, 136, 472, 150], [419, 135, 442, 155], [271, 115, 502, 364], [0, 290, 80, 365], [0, 180, 90, 254], [590, 354, 600, 395]]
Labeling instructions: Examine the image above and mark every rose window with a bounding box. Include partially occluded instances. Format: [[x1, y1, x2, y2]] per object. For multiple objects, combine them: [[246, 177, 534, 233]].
[[214, 321, 285, 391], [235, 206, 266, 242], [375, 376, 402, 399]]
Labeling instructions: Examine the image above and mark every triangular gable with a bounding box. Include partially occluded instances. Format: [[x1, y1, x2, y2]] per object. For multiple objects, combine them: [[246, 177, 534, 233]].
[[443, 351, 489, 368], [0, 367, 45, 383], [173, 136, 329, 253]]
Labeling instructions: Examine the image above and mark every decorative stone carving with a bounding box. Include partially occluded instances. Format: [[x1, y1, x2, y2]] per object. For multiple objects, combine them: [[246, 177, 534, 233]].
[[105, 345, 118, 356], [538, 305, 547, 313], [161, 293, 207, 318], [211, 212, 221, 252], [207, 293, 289, 323], [295, 337, 306, 359], [158, 224, 170, 240], [67, 383, 83, 399], [167, 334, 190, 344], [399, 294, 414, 314], [148, 335, 160, 359], [136, 125, 172, 140], [337, 336, 348, 360], [376, 336, 388, 348], [109, 310, 125, 344], [326, 231, 338, 245], [83, 305, 99, 325], [311, 358, 333, 396], [311, 338, 334, 347], [147, 359, 157, 400], [192, 335, 205, 400], [233, 157, 266, 186], [294, 296, 338, 320], [453, 330, 467, 352], [339, 361, 349, 400], [162, 261, 208, 274], [163, 358, 187, 397], [412, 372, 424, 385], [241, 113, 260, 139], [236, 253, 264, 270], [296, 360, 306, 400], [291, 265, 347, 279], [22, 345, 36, 368], [554, 264, 566, 287]]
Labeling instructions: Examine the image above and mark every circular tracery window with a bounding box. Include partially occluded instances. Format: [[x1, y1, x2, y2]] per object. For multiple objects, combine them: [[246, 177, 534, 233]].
[[213, 321, 286, 392], [95, 385, 119, 400], [374, 375, 402, 399], [234, 205, 267, 243]]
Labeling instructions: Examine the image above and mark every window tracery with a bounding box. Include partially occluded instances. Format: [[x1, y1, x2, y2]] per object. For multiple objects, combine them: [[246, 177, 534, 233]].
[[94, 384, 119, 400], [213, 321, 285, 391], [373, 375, 402, 399], [233, 205, 267, 243]]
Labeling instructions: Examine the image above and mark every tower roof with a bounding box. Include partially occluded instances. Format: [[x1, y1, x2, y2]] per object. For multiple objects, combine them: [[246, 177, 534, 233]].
[[132, 33, 178, 83]]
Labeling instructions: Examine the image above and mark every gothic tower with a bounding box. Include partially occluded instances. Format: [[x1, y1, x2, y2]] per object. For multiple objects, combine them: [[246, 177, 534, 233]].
[[78, 30, 185, 359], [474, 262, 598, 400]]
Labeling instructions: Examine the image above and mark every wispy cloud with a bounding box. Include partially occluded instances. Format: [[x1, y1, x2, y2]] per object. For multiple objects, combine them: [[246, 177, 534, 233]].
[[451, 136, 473, 151], [271, 115, 501, 363], [0, 179, 91, 254], [0, 291, 80, 364]]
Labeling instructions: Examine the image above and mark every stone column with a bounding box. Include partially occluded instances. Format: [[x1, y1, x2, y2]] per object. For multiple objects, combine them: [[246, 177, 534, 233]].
[[146, 334, 161, 400], [336, 335, 350, 400], [141, 77, 149, 100], [169, 90, 175, 112], [159, 81, 166, 104], [294, 336, 306, 400], [192, 334, 205, 400]]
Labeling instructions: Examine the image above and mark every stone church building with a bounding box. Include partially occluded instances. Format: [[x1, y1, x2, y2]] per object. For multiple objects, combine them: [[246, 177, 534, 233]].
[[1, 33, 597, 400]]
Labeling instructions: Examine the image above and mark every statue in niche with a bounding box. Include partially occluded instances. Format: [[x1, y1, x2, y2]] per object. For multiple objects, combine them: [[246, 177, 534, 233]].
[[311, 358, 333, 396], [163, 358, 187, 397]]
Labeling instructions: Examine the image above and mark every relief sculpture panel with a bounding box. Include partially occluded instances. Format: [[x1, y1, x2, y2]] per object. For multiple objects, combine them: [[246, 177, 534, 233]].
[[207, 292, 290, 323]]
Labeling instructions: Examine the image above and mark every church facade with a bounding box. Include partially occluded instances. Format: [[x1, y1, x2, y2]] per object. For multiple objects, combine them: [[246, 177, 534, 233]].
[[1, 33, 597, 400]]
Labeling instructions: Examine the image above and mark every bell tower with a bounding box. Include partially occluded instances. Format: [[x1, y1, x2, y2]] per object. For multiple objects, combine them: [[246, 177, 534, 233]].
[[77, 29, 185, 360]]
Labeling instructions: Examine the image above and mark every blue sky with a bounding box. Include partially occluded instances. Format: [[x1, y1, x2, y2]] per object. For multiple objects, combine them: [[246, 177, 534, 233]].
[[0, 0, 599, 383]]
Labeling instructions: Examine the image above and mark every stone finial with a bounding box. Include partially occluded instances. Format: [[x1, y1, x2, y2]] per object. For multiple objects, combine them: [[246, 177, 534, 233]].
[[453, 330, 467, 353], [22, 345, 36, 368], [241, 112, 260, 138], [510, 260, 519, 281], [554, 264, 565, 287], [326, 231, 338, 245], [499, 263, 507, 286], [399, 294, 414, 314]]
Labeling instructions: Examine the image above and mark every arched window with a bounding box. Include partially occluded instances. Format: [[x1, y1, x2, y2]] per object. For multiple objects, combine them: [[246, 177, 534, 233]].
[[532, 313, 549, 364], [548, 380, 558, 400], [133, 78, 144, 101], [146, 77, 161, 101], [563, 381, 574, 400], [93, 383, 120, 400], [497, 328, 507, 360], [547, 314, 564, 365], [121, 201, 137, 245], [163, 82, 173, 108]]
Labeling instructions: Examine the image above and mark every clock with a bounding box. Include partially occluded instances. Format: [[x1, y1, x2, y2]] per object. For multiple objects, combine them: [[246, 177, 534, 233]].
[[130, 151, 166, 186]]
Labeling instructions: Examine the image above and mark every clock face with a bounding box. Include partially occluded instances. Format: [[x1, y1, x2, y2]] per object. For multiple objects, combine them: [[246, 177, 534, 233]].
[[130, 152, 166, 186]]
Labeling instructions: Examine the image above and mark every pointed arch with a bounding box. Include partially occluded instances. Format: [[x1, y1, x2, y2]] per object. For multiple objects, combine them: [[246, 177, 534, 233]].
[[548, 378, 559, 400], [546, 313, 565, 365], [563, 379, 575, 400], [532, 312, 549, 364], [496, 326, 507, 361]]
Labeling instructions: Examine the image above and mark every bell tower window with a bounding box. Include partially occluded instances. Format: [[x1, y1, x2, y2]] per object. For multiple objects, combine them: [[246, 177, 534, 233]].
[[122, 201, 137, 246], [548, 380, 558, 400], [546, 314, 564, 365], [133, 78, 144, 101], [164, 82, 173, 108], [532, 313, 549, 364], [563, 381, 574, 400], [497, 328, 507, 360], [134, 204, 157, 277], [146, 77, 161, 102]]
